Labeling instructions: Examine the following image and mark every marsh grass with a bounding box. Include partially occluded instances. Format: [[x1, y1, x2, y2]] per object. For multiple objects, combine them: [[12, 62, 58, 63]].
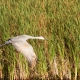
[[0, 0, 80, 80]]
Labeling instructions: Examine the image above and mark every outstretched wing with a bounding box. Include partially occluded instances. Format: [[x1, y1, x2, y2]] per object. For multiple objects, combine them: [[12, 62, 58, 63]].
[[12, 41, 37, 68]]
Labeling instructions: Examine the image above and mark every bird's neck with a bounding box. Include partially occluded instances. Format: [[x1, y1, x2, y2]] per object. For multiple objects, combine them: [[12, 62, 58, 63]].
[[29, 36, 44, 40]]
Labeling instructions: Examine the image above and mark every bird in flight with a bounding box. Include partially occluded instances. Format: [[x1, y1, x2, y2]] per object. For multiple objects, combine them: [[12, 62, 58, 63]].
[[0, 35, 44, 69]]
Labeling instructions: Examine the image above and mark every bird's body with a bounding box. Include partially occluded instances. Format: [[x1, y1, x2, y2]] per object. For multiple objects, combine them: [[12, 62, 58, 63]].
[[0, 35, 44, 69]]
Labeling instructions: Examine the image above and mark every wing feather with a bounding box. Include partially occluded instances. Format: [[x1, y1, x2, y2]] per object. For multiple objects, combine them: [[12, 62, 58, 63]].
[[12, 41, 37, 67]]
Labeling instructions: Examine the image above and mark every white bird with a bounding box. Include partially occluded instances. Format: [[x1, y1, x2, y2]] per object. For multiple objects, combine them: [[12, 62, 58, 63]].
[[0, 35, 44, 69]]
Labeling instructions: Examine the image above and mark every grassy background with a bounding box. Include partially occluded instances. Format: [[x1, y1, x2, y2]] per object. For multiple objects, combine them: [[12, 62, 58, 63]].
[[0, 0, 80, 80]]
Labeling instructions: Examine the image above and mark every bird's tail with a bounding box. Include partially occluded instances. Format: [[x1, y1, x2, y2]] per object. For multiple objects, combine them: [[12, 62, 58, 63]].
[[0, 39, 11, 47]]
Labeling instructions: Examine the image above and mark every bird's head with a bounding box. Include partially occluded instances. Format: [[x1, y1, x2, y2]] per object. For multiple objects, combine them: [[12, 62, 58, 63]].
[[38, 36, 45, 40]]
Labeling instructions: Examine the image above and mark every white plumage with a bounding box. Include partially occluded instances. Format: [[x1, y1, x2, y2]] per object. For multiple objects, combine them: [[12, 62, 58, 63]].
[[0, 35, 44, 69]]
